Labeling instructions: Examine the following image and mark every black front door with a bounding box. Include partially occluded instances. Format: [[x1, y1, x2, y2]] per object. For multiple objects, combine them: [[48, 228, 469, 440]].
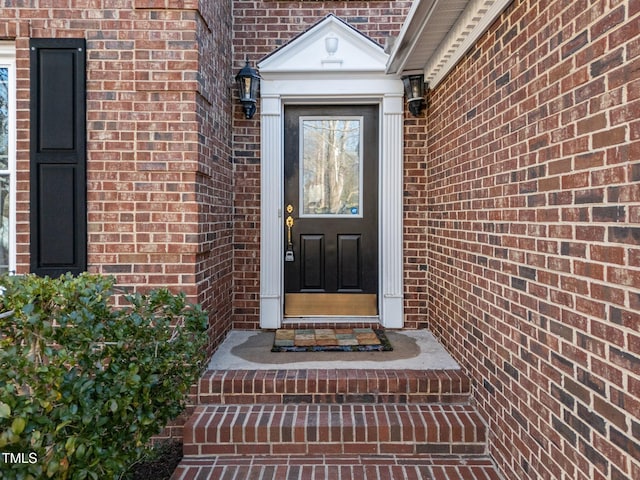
[[283, 105, 379, 316]]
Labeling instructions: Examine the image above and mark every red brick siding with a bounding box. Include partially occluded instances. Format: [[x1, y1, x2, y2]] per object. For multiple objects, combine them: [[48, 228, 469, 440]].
[[231, 0, 415, 328], [404, 113, 430, 329], [193, 0, 234, 353], [427, 1, 640, 479], [0, 1, 234, 352]]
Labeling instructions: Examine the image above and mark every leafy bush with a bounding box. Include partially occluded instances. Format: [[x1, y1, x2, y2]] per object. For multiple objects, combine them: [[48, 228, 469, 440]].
[[0, 273, 208, 480]]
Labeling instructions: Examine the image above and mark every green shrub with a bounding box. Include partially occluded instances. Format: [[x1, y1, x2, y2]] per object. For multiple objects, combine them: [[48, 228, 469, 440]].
[[0, 273, 208, 480]]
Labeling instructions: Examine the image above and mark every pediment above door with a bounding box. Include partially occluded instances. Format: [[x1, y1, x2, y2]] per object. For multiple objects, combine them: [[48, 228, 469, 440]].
[[258, 14, 389, 76]]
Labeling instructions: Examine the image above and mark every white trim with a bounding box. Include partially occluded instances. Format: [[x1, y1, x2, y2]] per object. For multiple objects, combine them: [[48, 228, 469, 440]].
[[0, 42, 16, 274], [425, 0, 513, 87], [259, 97, 283, 329], [379, 94, 404, 328], [259, 14, 389, 75], [385, 0, 440, 76], [386, 0, 513, 87], [257, 16, 404, 329]]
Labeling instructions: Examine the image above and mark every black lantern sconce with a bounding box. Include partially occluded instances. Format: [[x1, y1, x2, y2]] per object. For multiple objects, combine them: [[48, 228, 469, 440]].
[[235, 60, 260, 119], [402, 73, 428, 117]]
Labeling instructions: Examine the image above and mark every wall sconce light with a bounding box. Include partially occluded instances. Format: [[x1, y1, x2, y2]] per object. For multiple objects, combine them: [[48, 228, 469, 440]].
[[235, 60, 260, 119], [402, 73, 427, 117]]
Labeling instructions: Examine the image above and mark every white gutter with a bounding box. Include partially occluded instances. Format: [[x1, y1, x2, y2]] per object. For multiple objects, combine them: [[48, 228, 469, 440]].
[[386, 0, 440, 75]]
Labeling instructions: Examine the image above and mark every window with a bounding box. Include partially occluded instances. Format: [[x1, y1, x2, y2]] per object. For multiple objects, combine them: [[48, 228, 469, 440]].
[[0, 43, 16, 273], [300, 117, 363, 217]]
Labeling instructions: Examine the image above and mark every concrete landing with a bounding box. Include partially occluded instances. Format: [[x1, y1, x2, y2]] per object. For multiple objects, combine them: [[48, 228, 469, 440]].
[[208, 329, 460, 371]]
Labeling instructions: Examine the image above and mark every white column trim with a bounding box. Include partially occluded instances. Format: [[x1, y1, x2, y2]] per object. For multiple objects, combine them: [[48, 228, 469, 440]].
[[380, 94, 405, 328], [259, 95, 284, 329]]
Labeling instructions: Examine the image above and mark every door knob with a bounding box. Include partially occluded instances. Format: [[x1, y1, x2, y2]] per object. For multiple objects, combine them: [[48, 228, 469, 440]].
[[285, 205, 295, 262]]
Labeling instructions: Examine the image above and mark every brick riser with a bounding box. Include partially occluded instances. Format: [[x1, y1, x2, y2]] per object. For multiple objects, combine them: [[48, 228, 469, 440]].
[[183, 404, 486, 456], [173, 454, 503, 480], [197, 368, 471, 405]]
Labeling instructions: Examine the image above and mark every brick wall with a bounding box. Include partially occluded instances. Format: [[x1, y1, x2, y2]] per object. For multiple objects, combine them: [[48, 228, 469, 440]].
[[193, 0, 234, 351], [0, 0, 235, 352], [426, 1, 640, 479], [231, 0, 414, 328], [404, 113, 430, 329]]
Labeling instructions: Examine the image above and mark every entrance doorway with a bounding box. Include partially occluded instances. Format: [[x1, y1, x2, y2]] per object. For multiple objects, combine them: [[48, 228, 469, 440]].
[[283, 105, 379, 317], [256, 14, 405, 329]]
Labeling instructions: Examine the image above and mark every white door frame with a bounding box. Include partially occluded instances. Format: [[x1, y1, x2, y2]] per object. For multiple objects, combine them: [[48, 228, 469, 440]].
[[258, 88, 404, 329]]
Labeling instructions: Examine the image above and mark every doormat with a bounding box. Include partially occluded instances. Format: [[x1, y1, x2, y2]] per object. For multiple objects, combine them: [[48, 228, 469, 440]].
[[271, 328, 393, 352]]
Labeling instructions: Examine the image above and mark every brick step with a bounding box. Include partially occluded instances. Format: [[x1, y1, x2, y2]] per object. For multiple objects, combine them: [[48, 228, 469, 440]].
[[171, 454, 503, 480], [197, 368, 471, 404], [183, 404, 486, 457]]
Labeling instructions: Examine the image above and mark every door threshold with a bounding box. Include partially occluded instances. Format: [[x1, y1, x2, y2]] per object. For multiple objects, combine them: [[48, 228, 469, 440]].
[[282, 316, 380, 326], [284, 293, 378, 317]]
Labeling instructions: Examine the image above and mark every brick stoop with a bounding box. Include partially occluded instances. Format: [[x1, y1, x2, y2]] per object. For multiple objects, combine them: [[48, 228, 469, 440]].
[[172, 369, 502, 480]]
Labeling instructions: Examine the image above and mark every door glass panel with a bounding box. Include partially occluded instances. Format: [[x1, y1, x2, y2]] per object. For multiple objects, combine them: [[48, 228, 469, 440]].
[[300, 117, 363, 217]]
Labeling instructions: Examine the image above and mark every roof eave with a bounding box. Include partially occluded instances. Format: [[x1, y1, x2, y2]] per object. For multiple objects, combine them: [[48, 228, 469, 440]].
[[387, 0, 514, 87]]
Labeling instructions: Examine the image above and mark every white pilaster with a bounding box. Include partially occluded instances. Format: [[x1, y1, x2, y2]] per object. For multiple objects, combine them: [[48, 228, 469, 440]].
[[380, 94, 405, 328], [259, 95, 283, 328]]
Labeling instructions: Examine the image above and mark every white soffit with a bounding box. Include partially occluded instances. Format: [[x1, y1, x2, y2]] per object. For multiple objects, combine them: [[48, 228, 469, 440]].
[[387, 0, 513, 87], [258, 14, 389, 76]]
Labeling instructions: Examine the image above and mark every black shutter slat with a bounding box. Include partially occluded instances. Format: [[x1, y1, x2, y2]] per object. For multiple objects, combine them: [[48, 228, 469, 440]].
[[30, 39, 87, 276]]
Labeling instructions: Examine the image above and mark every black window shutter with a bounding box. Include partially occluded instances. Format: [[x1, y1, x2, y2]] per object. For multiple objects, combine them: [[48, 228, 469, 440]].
[[30, 39, 87, 276]]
